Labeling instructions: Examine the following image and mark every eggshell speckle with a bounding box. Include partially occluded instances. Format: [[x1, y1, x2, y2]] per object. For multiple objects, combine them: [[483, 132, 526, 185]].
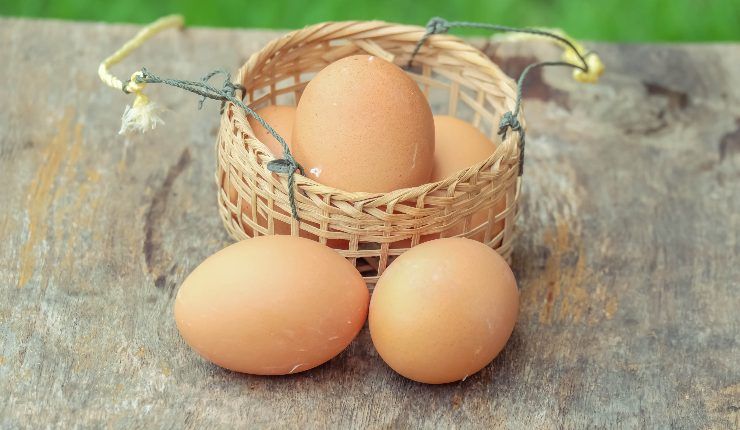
[[292, 55, 434, 192], [369, 238, 519, 384], [174, 235, 369, 375]]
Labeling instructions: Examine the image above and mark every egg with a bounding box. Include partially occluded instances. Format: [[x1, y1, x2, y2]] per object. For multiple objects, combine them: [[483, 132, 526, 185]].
[[228, 105, 349, 247], [229, 104, 296, 236], [174, 235, 369, 375], [431, 115, 507, 242], [228, 105, 308, 238], [292, 55, 435, 192], [244, 104, 297, 236], [431, 115, 496, 180], [247, 105, 296, 157], [390, 116, 506, 248], [369, 238, 519, 384]]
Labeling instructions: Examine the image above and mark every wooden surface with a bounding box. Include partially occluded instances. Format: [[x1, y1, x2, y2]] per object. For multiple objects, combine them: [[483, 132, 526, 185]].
[[1, 18, 738, 429]]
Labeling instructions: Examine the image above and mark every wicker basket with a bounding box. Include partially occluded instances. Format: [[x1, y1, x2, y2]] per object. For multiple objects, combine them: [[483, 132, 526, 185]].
[[215, 20, 524, 284]]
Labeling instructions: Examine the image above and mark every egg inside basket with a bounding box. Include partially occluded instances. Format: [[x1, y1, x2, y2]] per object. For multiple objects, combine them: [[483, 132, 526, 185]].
[[216, 21, 523, 284]]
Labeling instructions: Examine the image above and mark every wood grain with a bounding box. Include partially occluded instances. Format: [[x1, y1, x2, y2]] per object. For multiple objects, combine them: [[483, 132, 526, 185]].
[[0, 18, 738, 429]]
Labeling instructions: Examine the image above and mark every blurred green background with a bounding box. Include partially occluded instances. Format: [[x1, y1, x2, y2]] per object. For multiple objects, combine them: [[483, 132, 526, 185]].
[[1, 0, 738, 41]]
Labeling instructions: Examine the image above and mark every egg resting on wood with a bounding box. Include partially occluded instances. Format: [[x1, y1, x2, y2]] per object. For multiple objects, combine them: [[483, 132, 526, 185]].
[[369, 238, 519, 384], [174, 235, 369, 375]]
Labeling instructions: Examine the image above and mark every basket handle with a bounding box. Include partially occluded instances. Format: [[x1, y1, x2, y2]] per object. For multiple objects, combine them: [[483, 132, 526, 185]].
[[99, 16, 603, 221], [408, 17, 604, 176], [98, 15, 184, 94], [97, 15, 305, 220]]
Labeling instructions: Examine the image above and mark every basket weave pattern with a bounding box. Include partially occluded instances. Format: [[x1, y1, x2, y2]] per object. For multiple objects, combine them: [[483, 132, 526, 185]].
[[215, 21, 524, 283]]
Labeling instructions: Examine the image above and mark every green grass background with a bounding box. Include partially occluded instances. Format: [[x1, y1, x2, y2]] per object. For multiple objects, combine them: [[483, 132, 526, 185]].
[[1, 0, 738, 41]]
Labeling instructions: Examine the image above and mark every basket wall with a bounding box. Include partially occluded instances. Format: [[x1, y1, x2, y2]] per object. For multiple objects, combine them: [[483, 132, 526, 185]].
[[215, 21, 524, 284]]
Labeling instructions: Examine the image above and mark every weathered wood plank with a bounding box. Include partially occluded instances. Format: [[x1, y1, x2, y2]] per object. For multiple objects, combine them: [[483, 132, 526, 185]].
[[0, 18, 738, 429]]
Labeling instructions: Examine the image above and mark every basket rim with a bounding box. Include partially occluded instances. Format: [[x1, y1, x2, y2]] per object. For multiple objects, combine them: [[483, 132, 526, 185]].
[[226, 19, 525, 202]]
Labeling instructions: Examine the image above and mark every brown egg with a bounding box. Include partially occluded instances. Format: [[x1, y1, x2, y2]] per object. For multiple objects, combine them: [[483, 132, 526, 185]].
[[292, 55, 434, 192], [231, 104, 296, 236], [431, 115, 496, 180], [230, 105, 310, 238], [247, 105, 296, 157], [432, 115, 507, 242], [369, 238, 519, 384], [391, 116, 506, 248], [174, 235, 369, 375]]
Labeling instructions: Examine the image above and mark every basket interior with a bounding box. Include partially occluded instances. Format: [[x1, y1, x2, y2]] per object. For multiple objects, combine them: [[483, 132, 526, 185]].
[[245, 38, 511, 139]]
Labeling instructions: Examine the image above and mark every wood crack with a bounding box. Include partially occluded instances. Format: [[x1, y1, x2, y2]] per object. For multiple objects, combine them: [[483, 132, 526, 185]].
[[143, 148, 191, 289], [718, 118, 740, 162]]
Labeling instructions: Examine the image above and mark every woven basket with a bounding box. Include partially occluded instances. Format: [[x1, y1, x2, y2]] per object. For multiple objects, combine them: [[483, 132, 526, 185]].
[[215, 20, 524, 284]]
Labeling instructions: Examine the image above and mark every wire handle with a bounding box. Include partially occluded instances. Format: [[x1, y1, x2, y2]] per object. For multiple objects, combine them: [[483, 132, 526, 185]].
[[98, 15, 184, 93], [98, 15, 184, 134], [409, 17, 604, 175], [97, 15, 304, 220]]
